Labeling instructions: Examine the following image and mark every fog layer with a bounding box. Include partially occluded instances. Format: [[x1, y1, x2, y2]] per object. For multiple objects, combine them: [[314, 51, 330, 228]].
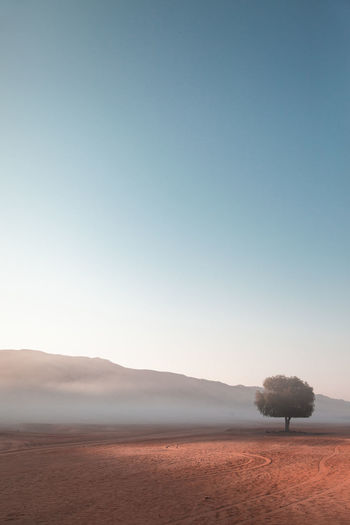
[[1, 350, 349, 424]]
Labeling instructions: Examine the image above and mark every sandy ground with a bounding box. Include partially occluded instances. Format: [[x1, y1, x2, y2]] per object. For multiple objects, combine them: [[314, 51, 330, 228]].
[[1, 424, 350, 524]]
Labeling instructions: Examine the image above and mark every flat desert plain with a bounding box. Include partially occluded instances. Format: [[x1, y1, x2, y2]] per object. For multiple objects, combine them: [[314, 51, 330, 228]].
[[1, 424, 350, 524]]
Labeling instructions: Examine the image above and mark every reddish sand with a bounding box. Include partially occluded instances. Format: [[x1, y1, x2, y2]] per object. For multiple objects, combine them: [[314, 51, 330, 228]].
[[1, 424, 350, 524]]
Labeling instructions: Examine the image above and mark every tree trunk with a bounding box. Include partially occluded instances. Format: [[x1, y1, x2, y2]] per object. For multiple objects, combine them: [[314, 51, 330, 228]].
[[284, 416, 291, 432]]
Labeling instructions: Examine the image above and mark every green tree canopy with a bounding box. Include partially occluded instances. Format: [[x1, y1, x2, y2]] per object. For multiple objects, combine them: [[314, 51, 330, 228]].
[[255, 375, 315, 431]]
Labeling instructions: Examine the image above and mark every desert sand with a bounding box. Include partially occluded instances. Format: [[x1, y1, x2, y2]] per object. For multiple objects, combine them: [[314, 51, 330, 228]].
[[1, 424, 350, 524]]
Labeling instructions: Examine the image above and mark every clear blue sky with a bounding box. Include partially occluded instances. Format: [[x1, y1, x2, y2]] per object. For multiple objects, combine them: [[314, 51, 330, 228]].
[[1, 1, 349, 398]]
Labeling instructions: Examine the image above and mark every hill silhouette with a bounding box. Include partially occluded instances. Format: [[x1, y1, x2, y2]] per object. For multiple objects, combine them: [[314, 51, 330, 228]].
[[1, 350, 349, 424]]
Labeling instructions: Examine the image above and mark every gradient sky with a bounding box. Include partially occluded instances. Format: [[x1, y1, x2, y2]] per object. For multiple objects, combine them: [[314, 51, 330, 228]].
[[1, 0, 349, 399]]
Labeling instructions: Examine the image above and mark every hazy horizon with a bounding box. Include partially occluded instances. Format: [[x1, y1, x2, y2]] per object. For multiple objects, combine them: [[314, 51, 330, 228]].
[[1, 1, 349, 400], [2, 348, 350, 428], [3, 346, 350, 403], [4, 346, 350, 402]]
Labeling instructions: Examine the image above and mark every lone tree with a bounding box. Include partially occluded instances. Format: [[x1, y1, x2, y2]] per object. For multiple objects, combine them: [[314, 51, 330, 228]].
[[255, 375, 315, 432]]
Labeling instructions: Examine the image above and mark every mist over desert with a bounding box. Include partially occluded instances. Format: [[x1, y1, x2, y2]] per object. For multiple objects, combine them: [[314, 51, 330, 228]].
[[1, 350, 350, 426], [1, 350, 350, 524]]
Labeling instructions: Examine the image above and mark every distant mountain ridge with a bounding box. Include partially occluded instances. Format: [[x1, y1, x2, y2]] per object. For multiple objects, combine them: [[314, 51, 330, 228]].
[[0, 350, 349, 425]]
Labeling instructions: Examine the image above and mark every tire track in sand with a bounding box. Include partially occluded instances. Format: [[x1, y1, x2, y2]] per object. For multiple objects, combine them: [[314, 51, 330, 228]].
[[171, 451, 271, 485], [168, 444, 340, 525], [164, 451, 272, 525], [235, 445, 343, 524], [0, 439, 119, 457]]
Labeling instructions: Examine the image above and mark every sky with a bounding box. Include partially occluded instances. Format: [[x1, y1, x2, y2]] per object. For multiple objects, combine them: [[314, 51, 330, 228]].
[[1, 0, 349, 399]]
